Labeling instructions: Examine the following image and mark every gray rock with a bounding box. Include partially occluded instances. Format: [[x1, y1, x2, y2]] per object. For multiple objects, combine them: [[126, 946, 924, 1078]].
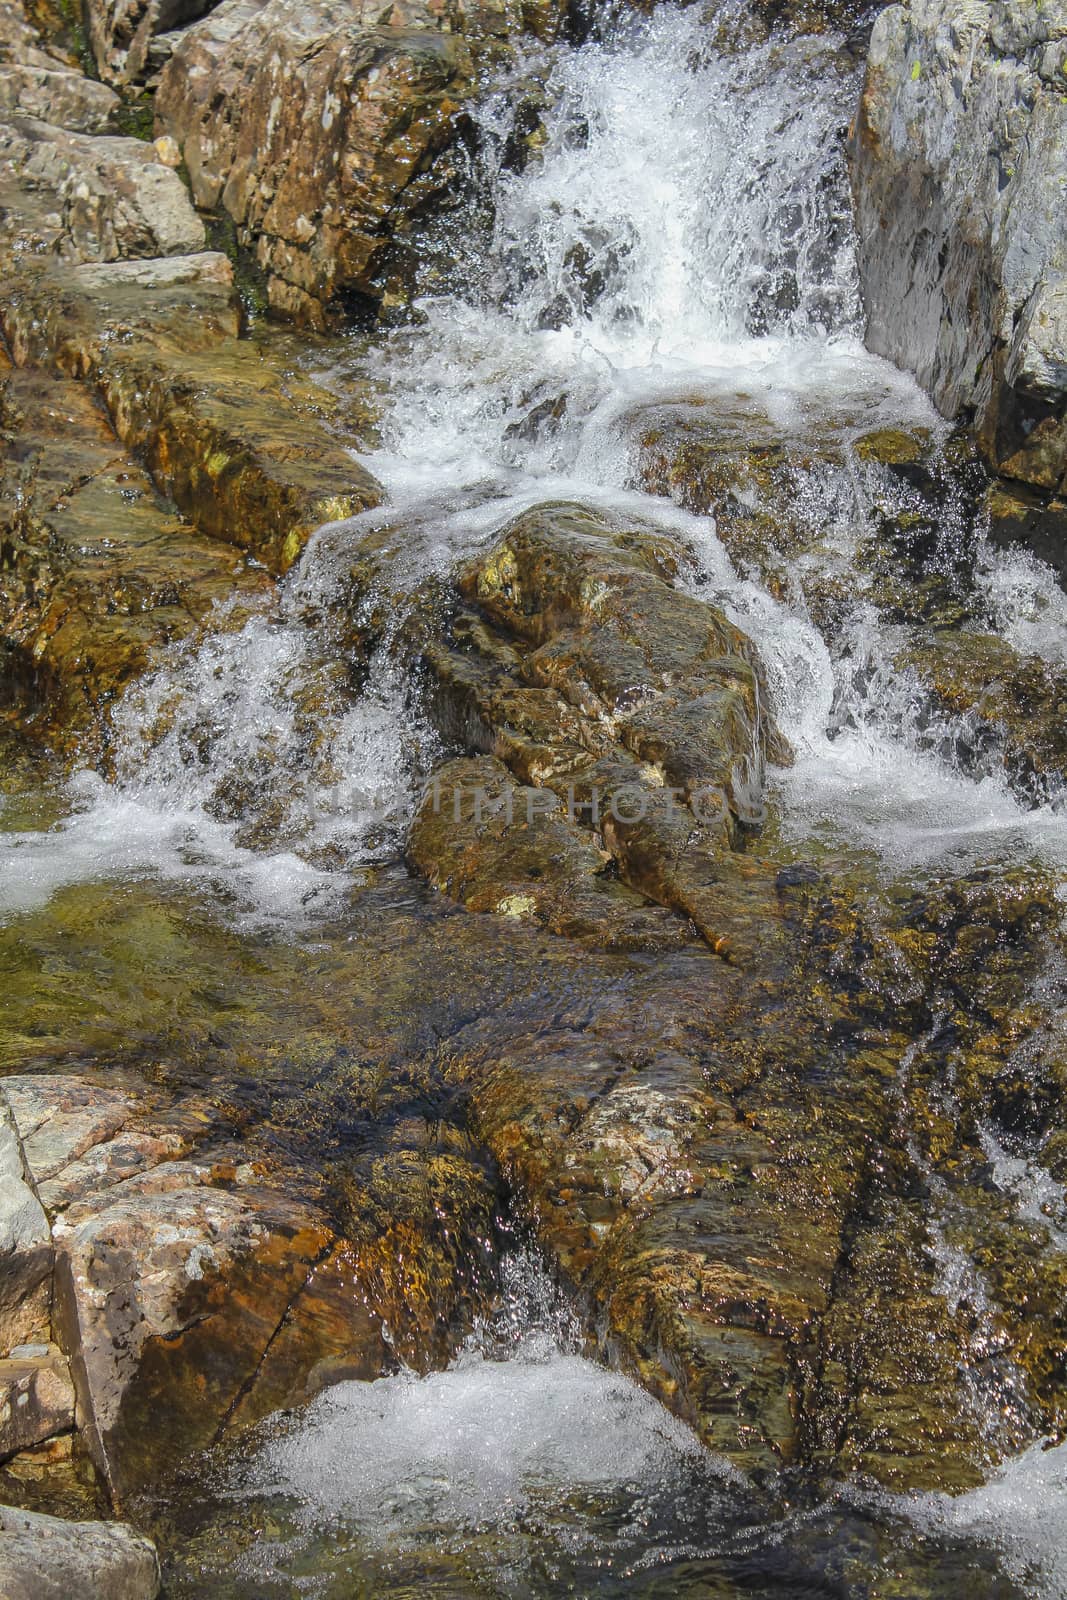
[[0, 0, 120, 129], [70, 248, 235, 291], [0, 116, 206, 263], [0, 1071, 188, 1214], [0, 1505, 160, 1600], [0, 62, 120, 130], [0, 1343, 76, 1460], [851, 0, 1067, 494], [0, 1101, 52, 1355]]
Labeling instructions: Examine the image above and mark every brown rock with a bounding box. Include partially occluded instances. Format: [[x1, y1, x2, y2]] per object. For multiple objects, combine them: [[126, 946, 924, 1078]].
[[85, 0, 220, 86], [155, 0, 544, 325], [2, 257, 382, 577], [51, 1160, 350, 1499], [0, 361, 271, 754], [0, 1345, 76, 1461], [417, 502, 777, 957]]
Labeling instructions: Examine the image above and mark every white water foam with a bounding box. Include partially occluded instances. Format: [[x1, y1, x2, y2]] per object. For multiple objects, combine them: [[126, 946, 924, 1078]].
[[221, 1250, 730, 1583], [892, 1439, 1067, 1600]]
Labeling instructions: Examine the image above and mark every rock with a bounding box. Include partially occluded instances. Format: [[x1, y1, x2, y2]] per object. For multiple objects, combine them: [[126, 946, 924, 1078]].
[[0, 1100, 52, 1355], [50, 1159, 364, 1497], [851, 0, 1067, 494], [896, 629, 1067, 804], [0, 63, 120, 134], [0, 360, 272, 755], [0, 1068, 498, 1499], [0, 117, 206, 262], [0, 1076, 188, 1214], [0, 1344, 76, 1460], [988, 479, 1067, 586], [0, 1504, 160, 1600], [155, 0, 548, 325], [414, 501, 779, 957], [408, 753, 693, 948], [2, 257, 382, 578], [0, 0, 120, 131], [85, 0, 221, 86], [151, 132, 179, 166]]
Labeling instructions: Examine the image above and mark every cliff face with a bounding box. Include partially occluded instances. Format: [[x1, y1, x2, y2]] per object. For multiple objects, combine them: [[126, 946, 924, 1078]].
[[851, 0, 1067, 506]]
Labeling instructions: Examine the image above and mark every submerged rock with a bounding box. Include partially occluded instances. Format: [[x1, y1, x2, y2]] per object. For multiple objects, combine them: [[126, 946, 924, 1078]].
[[852, 0, 1067, 505], [0, 1503, 160, 1599]]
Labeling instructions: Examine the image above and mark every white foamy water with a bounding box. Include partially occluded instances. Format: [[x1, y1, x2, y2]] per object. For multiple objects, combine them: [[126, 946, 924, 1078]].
[[218, 1250, 732, 1586], [891, 1440, 1067, 1600], [4, 0, 1066, 925]]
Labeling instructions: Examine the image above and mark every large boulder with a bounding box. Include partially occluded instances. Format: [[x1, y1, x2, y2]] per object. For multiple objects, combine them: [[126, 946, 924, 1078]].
[[851, 0, 1067, 498], [0, 1071, 502, 1500], [409, 502, 780, 958], [155, 0, 558, 326]]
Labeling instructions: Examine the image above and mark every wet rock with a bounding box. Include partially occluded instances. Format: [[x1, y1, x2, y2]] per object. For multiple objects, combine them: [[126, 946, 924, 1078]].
[[632, 390, 838, 595], [0, 1503, 160, 1599], [1, 255, 382, 578], [448, 915, 906, 1476], [852, 0, 1067, 495], [0, 1344, 76, 1460], [0, 117, 205, 261], [0, 1100, 52, 1354], [0, 360, 271, 754], [155, 0, 555, 325], [988, 479, 1067, 587], [897, 629, 1067, 804], [805, 1195, 995, 1492], [417, 501, 781, 956], [408, 753, 693, 948], [3, 854, 1060, 1497]]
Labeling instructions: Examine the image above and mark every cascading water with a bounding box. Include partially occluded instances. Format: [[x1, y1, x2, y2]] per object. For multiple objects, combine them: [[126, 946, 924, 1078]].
[[3, 5, 1064, 926], [5, 11, 1067, 1590]]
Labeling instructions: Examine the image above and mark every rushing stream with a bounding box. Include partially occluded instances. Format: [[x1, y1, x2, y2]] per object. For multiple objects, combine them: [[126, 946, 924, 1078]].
[[3, 4, 1065, 923], [4, 2, 1067, 1595]]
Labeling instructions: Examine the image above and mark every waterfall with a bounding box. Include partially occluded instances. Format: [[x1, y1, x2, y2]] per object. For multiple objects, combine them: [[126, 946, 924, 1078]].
[[2, 2, 1065, 926]]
